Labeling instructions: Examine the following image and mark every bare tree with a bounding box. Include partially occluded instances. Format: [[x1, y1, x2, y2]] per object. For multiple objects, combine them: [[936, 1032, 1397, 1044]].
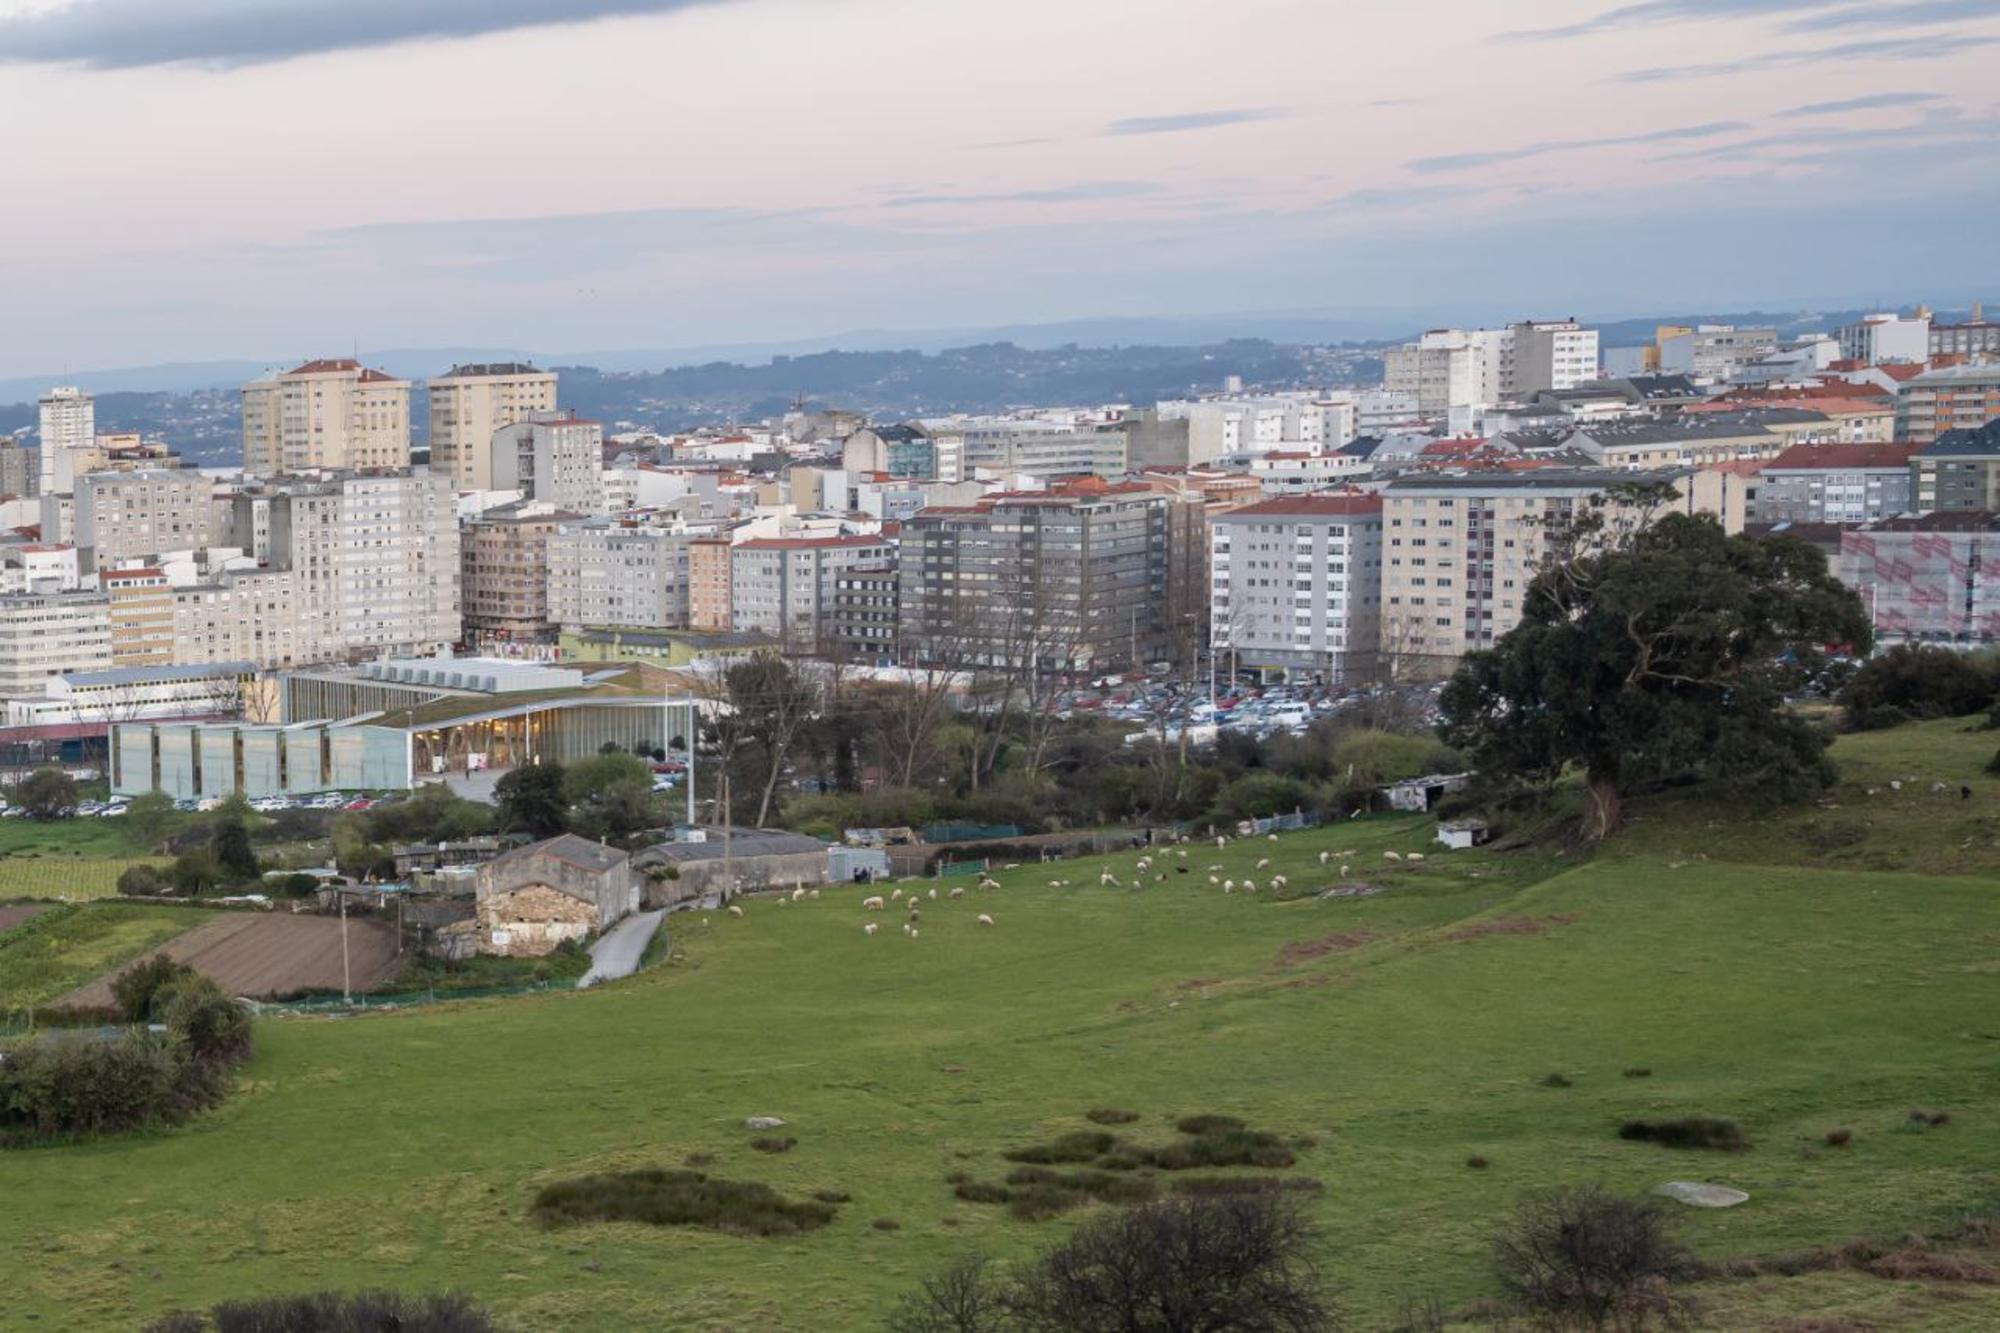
[[887, 1257, 1009, 1333], [1491, 1185, 1699, 1331]]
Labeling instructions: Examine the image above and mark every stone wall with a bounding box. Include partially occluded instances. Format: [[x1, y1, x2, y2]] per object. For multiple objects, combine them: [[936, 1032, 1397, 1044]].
[[478, 883, 598, 957]]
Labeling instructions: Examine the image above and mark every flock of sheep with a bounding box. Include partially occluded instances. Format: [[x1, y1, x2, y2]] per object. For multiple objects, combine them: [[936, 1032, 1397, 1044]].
[[704, 825, 1431, 941]]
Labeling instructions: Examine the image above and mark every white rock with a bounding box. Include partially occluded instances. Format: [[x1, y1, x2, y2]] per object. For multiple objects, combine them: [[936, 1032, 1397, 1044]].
[[744, 1116, 787, 1130], [1655, 1181, 1748, 1209]]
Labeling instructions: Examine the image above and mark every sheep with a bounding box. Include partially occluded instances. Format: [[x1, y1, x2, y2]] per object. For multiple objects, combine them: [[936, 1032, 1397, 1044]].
[[910, 928, 919, 938], [1207, 863, 1225, 872], [808, 888, 820, 900], [927, 888, 938, 900], [1216, 836, 1228, 848], [862, 895, 886, 911], [1176, 849, 1188, 860], [791, 887, 805, 902], [778, 897, 789, 906], [890, 889, 904, 902], [1406, 852, 1425, 864], [1319, 851, 1329, 865], [1223, 879, 1235, 892], [978, 877, 1000, 890], [1048, 880, 1063, 889], [1383, 851, 1403, 862], [1268, 833, 1279, 843], [1243, 879, 1257, 892], [864, 922, 878, 936], [976, 913, 995, 926], [1155, 873, 1166, 883], [1256, 858, 1271, 870], [727, 904, 744, 918], [1208, 875, 1220, 885], [949, 886, 966, 900], [902, 922, 911, 935], [1270, 875, 1287, 887], [908, 907, 922, 921], [1339, 865, 1350, 878], [1003, 863, 1021, 870]]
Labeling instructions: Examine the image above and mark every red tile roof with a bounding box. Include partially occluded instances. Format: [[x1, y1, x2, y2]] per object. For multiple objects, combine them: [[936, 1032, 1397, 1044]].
[[1764, 440, 1924, 471], [1224, 493, 1383, 518]]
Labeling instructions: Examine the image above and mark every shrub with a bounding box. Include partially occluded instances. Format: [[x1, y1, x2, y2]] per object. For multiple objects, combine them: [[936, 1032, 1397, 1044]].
[[1491, 1184, 1699, 1331], [1825, 1128, 1853, 1147], [163, 976, 252, 1068], [1541, 1072, 1574, 1088], [887, 1257, 1007, 1333], [1174, 1113, 1245, 1136], [811, 1189, 850, 1204], [117, 863, 171, 897], [873, 1217, 902, 1231], [1908, 1108, 1951, 1128], [750, 1136, 797, 1154], [1144, 1128, 1295, 1171], [1624, 1067, 1653, 1079], [530, 1169, 836, 1236], [1467, 1155, 1491, 1170], [211, 819, 259, 881], [1169, 1176, 1323, 1197], [1002, 1130, 1115, 1164], [1084, 1107, 1139, 1125], [144, 1291, 496, 1332], [0, 1034, 182, 1140], [12, 767, 78, 820], [1841, 644, 2000, 729], [112, 953, 196, 1022], [1618, 1117, 1747, 1151]]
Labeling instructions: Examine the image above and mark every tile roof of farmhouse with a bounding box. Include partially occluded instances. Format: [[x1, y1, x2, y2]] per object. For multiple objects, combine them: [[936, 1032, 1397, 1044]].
[[495, 833, 630, 875], [640, 830, 828, 863]]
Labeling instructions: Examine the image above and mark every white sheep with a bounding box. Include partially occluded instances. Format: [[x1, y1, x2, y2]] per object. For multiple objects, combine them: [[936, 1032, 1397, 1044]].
[[727, 904, 744, 918], [1268, 833, 1279, 843], [1339, 865, 1350, 877], [890, 889, 904, 901], [910, 928, 919, 938], [864, 922, 878, 935], [1207, 863, 1225, 872], [977, 913, 995, 926], [1049, 880, 1062, 889], [902, 922, 911, 934], [791, 887, 805, 902], [1318, 851, 1329, 865], [979, 877, 999, 890], [1256, 858, 1271, 870], [1384, 851, 1403, 862], [778, 897, 789, 906], [1407, 852, 1425, 864], [1243, 879, 1257, 892], [808, 889, 820, 900], [1208, 875, 1220, 885], [1216, 836, 1228, 848], [1155, 873, 1165, 883], [1224, 879, 1235, 892], [862, 896, 886, 911], [927, 888, 938, 901], [949, 887, 966, 900], [1176, 849, 1187, 860]]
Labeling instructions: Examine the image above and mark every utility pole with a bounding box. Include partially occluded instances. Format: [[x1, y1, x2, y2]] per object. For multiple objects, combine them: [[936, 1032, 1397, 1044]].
[[339, 890, 351, 1005]]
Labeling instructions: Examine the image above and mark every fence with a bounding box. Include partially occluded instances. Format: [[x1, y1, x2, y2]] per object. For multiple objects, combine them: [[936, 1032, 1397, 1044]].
[[1236, 811, 1321, 836], [921, 822, 1021, 843], [249, 980, 567, 1017], [935, 858, 990, 878]]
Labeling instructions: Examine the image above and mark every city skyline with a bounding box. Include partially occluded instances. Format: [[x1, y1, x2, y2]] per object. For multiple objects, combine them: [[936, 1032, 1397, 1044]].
[[0, 0, 1996, 374]]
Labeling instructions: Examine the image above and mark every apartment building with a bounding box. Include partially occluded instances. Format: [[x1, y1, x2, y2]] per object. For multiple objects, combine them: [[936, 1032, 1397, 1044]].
[[1566, 412, 1828, 470], [490, 412, 605, 513], [1838, 511, 2000, 644], [730, 534, 896, 653], [944, 418, 1128, 479], [73, 470, 217, 573], [1910, 421, 2000, 512], [546, 518, 693, 633], [1384, 329, 1507, 414], [1506, 319, 1599, 396], [1753, 441, 1921, 524], [841, 424, 937, 479], [1379, 469, 1707, 678], [100, 566, 176, 666], [428, 363, 559, 490], [0, 592, 113, 696], [899, 480, 1173, 669], [170, 570, 308, 669], [688, 538, 733, 632], [1838, 313, 1931, 366], [1931, 310, 2000, 358], [0, 545, 79, 594], [1209, 494, 1383, 682], [0, 437, 36, 498], [1657, 325, 1778, 379], [36, 386, 93, 495], [241, 359, 411, 476], [1154, 395, 1359, 458], [1247, 450, 1371, 492], [824, 564, 902, 662], [1897, 363, 2000, 444], [462, 505, 572, 643]]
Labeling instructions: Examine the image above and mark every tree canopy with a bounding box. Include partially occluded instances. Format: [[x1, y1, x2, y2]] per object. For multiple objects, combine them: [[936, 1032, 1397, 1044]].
[[494, 763, 570, 838], [1439, 514, 1871, 841]]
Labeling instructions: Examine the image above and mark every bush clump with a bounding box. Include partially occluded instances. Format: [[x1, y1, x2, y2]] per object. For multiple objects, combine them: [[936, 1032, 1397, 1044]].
[[1085, 1107, 1140, 1125], [1003, 1130, 1116, 1165], [1841, 644, 2000, 730], [1174, 1114, 1246, 1136], [1492, 1185, 1699, 1331], [750, 1136, 797, 1154], [531, 1169, 837, 1237], [1825, 1128, 1853, 1147], [1618, 1117, 1748, 1151], [1540, 1072, 1574, 1088], [144, 1292, 494, 1333], [111, 952, 196, 1022]]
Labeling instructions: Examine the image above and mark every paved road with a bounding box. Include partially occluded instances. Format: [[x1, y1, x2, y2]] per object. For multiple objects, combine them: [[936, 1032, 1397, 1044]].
[[578, 909, 666, 989]]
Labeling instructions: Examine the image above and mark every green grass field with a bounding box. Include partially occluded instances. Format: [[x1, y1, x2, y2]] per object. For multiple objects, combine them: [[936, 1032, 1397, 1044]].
[[0, 902, 217, 1015], [3, 726, 1999, 1330]]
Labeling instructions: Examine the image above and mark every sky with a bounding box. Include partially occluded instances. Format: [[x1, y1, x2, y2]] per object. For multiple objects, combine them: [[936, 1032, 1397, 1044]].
[[0, 0, 1996, 374]]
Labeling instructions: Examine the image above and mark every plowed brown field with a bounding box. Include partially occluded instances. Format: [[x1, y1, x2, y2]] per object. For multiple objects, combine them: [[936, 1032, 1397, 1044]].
[[60, 912, 403, 1006]]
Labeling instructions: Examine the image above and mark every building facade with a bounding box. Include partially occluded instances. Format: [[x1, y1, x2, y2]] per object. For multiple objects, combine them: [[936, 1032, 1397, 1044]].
[[427, 363, 559, 490], [824, 564, 902, 662], [688, 538, 733, 632], [546, 519, 692, 633], [101, 566, 176, 666], [1898, 364, 2000, 444], [730, 534, 896, 653], [462, 505, 571, 642], [1507, 319, 1600, 396], [1753, 441, 1921, 524], [1838, 313, 1931, 366], [0, 592, 113, 696], [36, 387, 94, 495], [74, 470, 217, 573], [1209, 494, 1384, 682], [1838, 512, 2000, 644], [1910, 422, 2000, 512], [490, 412, 605, 513], [241, 359, 411, 476]]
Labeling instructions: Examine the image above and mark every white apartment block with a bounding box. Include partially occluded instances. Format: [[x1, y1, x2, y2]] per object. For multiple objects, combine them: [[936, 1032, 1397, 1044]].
[[1247, 451, 1371, 492], [1209, 494, 1384, 682], [1384, 329, 1508, 415], [949, 418, 1128, 479], [0, 592, 113, 696], [0, 544, 80, 594], [74, 470, 217, 573], [1156, 395, 1357, 457], [428, 362, 560, 490], [37, 386, 95, 495], [491, 412, 605, 514], [241, 359, 412, 476], [547, 519, 693, 632], [730, 534, 896, 652], [171, 570, 308, 669], [1506, 319, 1599, 396], [1838, 313, 1931, 366], [1658, 326, 1779, 380]]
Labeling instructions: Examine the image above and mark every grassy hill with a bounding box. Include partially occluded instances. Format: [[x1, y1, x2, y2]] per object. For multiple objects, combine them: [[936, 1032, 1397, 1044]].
[[4, 722, 1999, 1329]]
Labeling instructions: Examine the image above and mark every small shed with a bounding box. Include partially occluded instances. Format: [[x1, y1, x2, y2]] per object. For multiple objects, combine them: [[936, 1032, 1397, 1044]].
[[1436, 819, 1490, 850], [828, 845, 890, 884], [632, 828, 831, 907], [472, 834, 640, 957], [1381, 772, 1472, 813]]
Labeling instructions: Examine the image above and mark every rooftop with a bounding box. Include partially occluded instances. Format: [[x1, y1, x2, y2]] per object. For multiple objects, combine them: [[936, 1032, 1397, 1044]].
[[491, 833, 629, 876], [1765, 440, 1924, 471], [1217, 493, 1382, 519]]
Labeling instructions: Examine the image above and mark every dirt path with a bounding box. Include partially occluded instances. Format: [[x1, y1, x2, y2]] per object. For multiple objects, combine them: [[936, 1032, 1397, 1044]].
[[60, 913, 403, 1007], [0, 904, 51, 932]]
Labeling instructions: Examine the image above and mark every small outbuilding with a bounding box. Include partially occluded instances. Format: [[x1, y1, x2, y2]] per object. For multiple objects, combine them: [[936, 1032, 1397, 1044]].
[[1436, 819, 1491, 850], [472, 834, 640, 957], [1382, 772, 1472, 813], [632, 828, 830, 907]]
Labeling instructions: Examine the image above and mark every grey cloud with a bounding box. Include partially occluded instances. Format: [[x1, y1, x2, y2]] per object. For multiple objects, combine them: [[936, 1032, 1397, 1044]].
[[1408, 121, 1748, 174], [1499, 0, 1993, 41], [884, 182, 1163, 208], [1618, 32, 2000, 80], [1318, 184, 1480, 211], [1101, 108, 1287, 137], [0, 0, 737, 69], [1649, 111, 2000, 161], [1777, 90, 1947, 116]]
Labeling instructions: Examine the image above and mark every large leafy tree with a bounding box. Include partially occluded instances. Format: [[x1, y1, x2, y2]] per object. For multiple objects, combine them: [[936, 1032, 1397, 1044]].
[[494, 762, 570, 838], [1440, 513, 1870, 841]]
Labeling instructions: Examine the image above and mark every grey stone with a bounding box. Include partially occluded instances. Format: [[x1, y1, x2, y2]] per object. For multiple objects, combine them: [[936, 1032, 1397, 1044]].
[[743, 1116, 787, 1130], [1655, 1181, 1748, 1208]]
